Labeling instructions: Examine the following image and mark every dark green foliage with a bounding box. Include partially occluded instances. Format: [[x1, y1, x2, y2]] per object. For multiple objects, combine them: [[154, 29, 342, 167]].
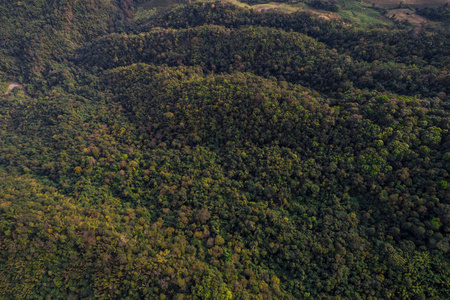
[[308, 0, 340, 12], [0, 0, 449, 299], [78, 25, 449, 98], [135, 1, 450, 71], [0, 0, 131, 83], [416, 5, 450, 23]]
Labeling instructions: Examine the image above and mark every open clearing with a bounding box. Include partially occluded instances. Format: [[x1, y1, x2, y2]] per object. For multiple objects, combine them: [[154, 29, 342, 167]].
[[3, 83, 27, 96], [136, 0, 447, 27], [248, 2, 308, 13], [222, 0, 394, 26], [218, 0, 391, 26], [386, 8, 430, 24]]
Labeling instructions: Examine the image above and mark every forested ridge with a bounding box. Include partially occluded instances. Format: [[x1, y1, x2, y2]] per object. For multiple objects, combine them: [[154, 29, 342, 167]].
[[0, 0, 449, 299]]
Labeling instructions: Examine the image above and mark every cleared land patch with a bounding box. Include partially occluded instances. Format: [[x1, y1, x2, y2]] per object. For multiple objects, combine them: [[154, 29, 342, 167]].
[[4, 83, 27, 96], [251, 2, 308, 13], [223, 0, 394, 26], [386, 8, 430, 24], [135, 0, 447, 27]]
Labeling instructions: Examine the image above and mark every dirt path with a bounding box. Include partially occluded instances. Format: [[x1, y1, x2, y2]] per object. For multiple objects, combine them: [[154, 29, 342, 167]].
[[5, 83, 26, 95]]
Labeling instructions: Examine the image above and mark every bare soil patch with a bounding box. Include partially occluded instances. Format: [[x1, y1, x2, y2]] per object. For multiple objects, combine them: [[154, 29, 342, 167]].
[[5, 83, 26, 95], [386, 8, 430, 24]]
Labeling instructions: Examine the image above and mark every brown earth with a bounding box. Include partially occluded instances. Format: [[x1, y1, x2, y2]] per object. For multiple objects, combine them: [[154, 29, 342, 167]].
[[386, 8, 430, 24], [5, 83, 26, 95]]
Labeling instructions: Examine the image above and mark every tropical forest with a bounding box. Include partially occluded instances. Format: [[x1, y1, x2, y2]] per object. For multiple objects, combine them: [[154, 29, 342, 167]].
[[0, 0, 449, 299]]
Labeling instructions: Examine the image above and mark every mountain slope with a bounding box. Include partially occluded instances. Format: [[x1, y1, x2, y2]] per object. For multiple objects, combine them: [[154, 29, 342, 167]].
[[0, 1, 449, 299]]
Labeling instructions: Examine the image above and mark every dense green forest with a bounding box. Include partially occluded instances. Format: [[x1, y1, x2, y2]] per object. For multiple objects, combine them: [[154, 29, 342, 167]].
[[0, 0, 449, 299]]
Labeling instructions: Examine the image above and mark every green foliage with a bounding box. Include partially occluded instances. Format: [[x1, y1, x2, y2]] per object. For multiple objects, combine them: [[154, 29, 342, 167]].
[[78, 24, 450, 98], [0, 0, 449, 299], [0, 0, 131, 85]]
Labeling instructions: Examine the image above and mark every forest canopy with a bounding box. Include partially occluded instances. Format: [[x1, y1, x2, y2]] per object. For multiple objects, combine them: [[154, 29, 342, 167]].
[[0, 0, 449, 299]]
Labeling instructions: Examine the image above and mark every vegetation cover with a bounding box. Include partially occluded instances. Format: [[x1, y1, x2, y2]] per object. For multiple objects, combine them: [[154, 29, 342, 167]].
[[0, 0, 449, 299]]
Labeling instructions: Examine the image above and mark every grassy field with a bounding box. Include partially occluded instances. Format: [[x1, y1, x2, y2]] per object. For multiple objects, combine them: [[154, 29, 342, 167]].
[[134, 0, 446, 27], [229, 0, 394, 27], [247, 2, 308, 13], [223, 0, 448, 27], [337, 1, 394, 27]]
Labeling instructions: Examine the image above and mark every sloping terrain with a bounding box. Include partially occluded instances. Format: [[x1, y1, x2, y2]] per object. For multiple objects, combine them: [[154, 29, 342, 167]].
[[0, 0, 132, 83], [368, 0, 450, 8], [0, 1, 449, 299]]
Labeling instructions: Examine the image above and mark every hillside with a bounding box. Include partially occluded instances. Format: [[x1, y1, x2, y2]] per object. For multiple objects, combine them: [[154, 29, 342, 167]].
[[0, 0, 449, 299]]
